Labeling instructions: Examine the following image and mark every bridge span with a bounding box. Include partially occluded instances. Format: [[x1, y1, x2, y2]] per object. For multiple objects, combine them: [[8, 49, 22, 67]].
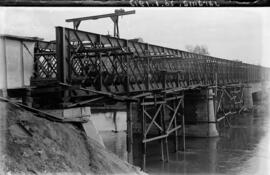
[[1, 26, 270, 169]]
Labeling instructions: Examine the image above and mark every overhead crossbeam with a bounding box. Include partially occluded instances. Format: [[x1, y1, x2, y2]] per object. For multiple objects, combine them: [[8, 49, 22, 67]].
[[66, 9, 135, 38]]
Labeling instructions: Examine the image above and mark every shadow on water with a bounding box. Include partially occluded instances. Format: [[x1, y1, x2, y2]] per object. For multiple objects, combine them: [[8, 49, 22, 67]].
[[102, 102, 270, 175]]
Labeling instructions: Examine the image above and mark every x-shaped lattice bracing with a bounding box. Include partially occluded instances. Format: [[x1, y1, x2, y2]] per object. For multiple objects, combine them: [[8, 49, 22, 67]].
[[216, 86, 244, 127]]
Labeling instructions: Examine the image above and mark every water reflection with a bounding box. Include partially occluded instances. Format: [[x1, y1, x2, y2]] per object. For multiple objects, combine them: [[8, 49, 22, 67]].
[[102, 103, 270, 174]]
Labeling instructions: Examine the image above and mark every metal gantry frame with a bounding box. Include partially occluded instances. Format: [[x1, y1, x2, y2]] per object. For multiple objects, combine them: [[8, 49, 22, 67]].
[[65, 9, 135, 38]]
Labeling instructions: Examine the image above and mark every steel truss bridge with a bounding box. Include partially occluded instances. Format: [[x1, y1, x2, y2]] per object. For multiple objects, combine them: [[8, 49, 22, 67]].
[[27, 26, 269, 167]]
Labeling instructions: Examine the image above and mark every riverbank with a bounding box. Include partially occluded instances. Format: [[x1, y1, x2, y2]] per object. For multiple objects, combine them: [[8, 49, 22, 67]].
[[0, 101, 146, 175]]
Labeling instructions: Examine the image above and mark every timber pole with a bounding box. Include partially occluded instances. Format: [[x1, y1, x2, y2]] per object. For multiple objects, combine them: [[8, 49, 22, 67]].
[[126, 102, 133, 164]]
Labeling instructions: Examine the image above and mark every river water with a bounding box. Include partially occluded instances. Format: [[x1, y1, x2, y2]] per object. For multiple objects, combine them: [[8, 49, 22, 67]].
[[102, 102, 270, 175]]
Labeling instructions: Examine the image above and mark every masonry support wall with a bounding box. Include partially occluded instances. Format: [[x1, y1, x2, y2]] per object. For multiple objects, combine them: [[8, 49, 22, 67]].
[[208, 88, 219, 137], [243, 85, 253, 109], [185, 88, 219, 137]]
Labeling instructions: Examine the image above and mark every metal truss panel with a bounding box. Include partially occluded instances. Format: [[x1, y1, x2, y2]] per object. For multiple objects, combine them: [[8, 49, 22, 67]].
[[31, 27, 270, 95]]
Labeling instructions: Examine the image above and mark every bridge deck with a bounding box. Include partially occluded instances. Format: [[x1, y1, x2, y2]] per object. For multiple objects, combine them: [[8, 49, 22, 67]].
[[31, 27, 269, 96]]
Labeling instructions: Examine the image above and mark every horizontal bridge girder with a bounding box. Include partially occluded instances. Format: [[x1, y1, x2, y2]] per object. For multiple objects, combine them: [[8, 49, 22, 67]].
[[31, 26, 270, 94]]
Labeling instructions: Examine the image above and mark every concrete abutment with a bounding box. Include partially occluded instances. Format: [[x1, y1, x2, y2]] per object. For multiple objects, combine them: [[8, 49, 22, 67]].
[[43, 107, 106, 148]]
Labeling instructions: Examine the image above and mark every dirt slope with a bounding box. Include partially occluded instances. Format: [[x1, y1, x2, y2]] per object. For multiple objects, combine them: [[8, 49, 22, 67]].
[[0, 101, 144, 175]]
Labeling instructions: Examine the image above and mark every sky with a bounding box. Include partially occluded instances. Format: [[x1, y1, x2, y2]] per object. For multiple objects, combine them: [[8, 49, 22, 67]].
[[1, 7, 270, 67]]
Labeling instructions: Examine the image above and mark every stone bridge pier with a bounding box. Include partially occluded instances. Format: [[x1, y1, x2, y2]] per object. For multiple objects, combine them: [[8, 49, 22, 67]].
[[184, 81, 270, 137], [184, 88, 219, 137], [244, 82, 270, 108]]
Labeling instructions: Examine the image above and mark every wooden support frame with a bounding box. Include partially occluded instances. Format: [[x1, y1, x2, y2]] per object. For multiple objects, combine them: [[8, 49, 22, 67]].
[[126, 102, 133, 164], [139, 92, 185, 170], [215, 84, 244, 129]]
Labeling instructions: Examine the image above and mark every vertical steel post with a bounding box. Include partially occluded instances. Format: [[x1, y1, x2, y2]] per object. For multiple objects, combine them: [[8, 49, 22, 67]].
[[20, 41, 25, 87], [161, 73, 167, 161], [159, 104, 164, 161], [126, 102, 133, 164], [173, 99, 179, 152], [141, 99, 146, 170], [56, 26, 68, 83], [125, 40, 132, 163], [56, 27, 70, 106], [182, 94, 185, 151], [162, 100, 169, 162]]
